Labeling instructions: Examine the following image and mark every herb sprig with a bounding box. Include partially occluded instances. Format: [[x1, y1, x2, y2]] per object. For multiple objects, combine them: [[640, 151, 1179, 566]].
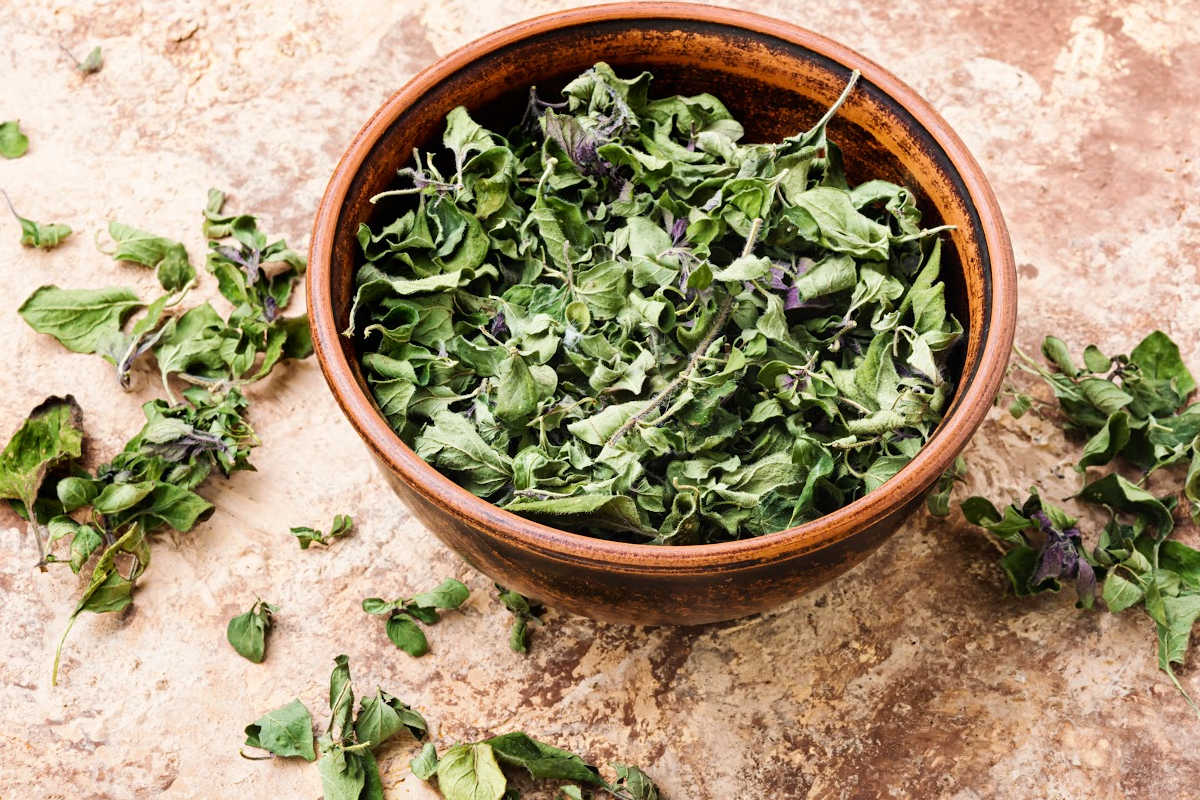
[[363, 578, 470, 656]]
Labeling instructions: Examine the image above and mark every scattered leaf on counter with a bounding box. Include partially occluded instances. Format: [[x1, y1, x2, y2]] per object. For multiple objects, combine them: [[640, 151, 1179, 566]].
[[3, 190, 71, 248], [0, 121, 29, 158], [226, 598, 277, 663], [291, 513, 353, 549], [363, 578, 469, 657]]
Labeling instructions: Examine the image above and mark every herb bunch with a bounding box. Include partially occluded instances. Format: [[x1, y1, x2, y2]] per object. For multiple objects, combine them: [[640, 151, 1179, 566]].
[[351, 63, 960, 544], [958, 332, 1200, 701]]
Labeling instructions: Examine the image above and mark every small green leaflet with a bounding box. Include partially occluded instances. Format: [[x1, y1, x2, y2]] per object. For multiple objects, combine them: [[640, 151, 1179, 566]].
[[243, 698, 316, 761], [291, 513, 353, 549], [61, 44, 103, 75], [226, 599, 277, 663], [106, 222, 196, 291], [3, 190, 71, 248], [496, 584, 544, 654], [0, 120, 29, 158]]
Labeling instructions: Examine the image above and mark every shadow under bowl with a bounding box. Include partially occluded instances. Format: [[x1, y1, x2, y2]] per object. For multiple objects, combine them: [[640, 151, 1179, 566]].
[[307, 3, 1017, 625]]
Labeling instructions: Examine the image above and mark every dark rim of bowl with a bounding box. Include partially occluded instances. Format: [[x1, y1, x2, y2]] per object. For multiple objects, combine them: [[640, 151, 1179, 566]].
[[308, 2, 1017, 572]]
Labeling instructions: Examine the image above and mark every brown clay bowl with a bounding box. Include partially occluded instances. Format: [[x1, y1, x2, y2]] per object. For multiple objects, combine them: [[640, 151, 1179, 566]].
[[307, 3, 1017, 625]]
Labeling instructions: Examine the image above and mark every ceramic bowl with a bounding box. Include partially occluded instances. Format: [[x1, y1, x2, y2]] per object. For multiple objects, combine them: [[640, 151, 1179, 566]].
[[307, 3, 1017, 625]]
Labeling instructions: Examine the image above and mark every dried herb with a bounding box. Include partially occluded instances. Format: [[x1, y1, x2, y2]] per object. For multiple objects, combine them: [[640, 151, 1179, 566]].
[[3, 190, 71, 248], [291, 513, 353, 549], [61, 44, 103, 75], [5, 190, 312, 683], [495, 584, 544, 653], [0, 121, 29, 158], [227, 598, 277, 663], [105, 222, 196, 291], [965, 330, 1200, 705], [243, 655, 426, 798], [362, 578, 469, 656], [0, 396, 84, 565], [414, 731, 661, 800], [926, 455, 966, 517], [351, 63, 960, 544]]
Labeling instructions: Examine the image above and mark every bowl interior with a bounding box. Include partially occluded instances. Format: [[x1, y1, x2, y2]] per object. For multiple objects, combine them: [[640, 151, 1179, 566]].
[[315, 9, 1006, 562]]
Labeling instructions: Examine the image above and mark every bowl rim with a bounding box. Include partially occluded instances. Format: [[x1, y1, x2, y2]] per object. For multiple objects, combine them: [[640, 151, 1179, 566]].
[[307, 1, 1017, 572]]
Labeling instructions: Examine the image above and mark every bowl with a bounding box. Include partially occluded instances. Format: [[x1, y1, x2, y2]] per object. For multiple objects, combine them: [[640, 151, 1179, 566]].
[[307, 3, 1017, 625]]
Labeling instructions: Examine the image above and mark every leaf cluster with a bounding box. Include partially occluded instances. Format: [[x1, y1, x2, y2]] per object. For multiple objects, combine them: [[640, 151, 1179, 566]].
[[2, 190, 313, 683], [962, 331, 1200, 704], [413, 731, 660, 800], [291, 513, 354, 549], [362, 578, 470, 656], [351, 63, 962, 544], [243, 654, 427, 800], [18, 190, 312, 396]]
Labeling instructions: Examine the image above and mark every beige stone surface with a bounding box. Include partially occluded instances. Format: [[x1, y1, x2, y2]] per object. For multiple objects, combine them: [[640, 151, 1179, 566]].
[[2, 0, 1199, 798]]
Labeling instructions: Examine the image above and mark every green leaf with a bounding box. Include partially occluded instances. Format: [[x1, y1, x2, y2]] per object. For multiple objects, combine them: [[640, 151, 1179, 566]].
[[386, 614, 430, 657], [78, 45, 103, 74], [1102, 572, 1144, 613], [411, 741, 439, 780], [485, 732, 602, 784], [0, 120, 29, 158], [1077, 473, 1174, 539], [328, 654, 354, 742], [1131, 330, 1196, 398], [437, 743, 507, 800], [611, 764, 661, 800], [1041, 336, 1077, 376], [495, 352, 539, 426], [107, 222, 196, 291], [0, 397, 84, 539], [317, 746, 368, 800], [355, 687, 428, 747], [19, 285, 142, 353], [243, 699, 316, 761], [410, 578, 470, 610], [505, 494, 646, 536], [1077, 411, 1130, 471], [226, 599, 276, 663], [3, 190, 71, 248]]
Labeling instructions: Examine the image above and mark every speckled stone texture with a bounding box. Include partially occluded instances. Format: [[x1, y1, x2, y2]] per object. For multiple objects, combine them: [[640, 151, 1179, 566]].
[[1, 1, 1198, 798]]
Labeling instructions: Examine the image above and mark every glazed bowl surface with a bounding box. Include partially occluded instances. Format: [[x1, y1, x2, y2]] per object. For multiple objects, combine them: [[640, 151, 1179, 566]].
[[307, 3, 1017, 625]]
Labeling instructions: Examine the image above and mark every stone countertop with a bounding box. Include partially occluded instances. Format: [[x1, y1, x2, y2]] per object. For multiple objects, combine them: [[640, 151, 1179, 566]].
[[2, 1, 1198, 798]]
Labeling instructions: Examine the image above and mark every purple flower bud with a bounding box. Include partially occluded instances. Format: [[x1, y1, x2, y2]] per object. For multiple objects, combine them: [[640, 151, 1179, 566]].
[[490, 311, 508, 338], [768, 267, 788, 291], [670, 217, 687, 245], [784, 286, 803, 310]]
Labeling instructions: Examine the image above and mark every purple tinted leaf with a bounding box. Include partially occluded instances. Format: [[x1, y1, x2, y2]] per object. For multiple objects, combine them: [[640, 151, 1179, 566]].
[[784, 287, 803, 310]]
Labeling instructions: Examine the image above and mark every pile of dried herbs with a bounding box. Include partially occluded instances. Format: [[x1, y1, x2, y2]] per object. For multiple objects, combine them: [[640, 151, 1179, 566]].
[[950, 332, 1200, 702], [350, 63, 961, 544], [1, 191, 312, 682]]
